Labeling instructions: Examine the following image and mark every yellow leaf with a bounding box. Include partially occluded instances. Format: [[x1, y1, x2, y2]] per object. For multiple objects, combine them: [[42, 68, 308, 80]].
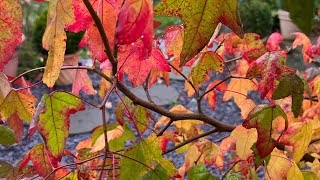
[[287, 163, 304, 180], [280, 121, 312, 162], [0, 73, 11, 104], [223, 78, 257, 106], [184, 144, 202, 171], [42, 0, 75, 87], [91, 126, 124, 152], [0, 90, 37, 123], [266, 149, 295, 180], [230, 125, 257, 160]]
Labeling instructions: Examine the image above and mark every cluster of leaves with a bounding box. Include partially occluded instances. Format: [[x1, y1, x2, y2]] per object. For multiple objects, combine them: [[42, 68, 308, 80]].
[[0, 0, 320, 179]]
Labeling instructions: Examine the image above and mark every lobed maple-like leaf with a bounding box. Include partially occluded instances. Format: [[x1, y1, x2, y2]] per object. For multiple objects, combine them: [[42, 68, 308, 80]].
[[36, 92, 85, 159], [140, 164, 169, 180], [42, 0, 75, 87], [243, 105, 287, 158], [133, 106, 151, 134], [164, 25, 184, 68], [116, 0, 153, 53], [247, 52, 291, 99], [19, 144, 55, 178], [266, 149, 303, 180], [0, 0, 22, 71], [155, 0, 242, 66], [280, 121, 312, 163], [85, 0, 122, 62], [197, 140, 221, 166], [272, 73, 304, 117], [119, 135, 176, 179], [118, 44, 170, 87], [66, 0, 93, 32], [230, 125, 257, 160], [189, 52, 224, 88], [0, 90, 37, 123], [72, 69, 96, 95]]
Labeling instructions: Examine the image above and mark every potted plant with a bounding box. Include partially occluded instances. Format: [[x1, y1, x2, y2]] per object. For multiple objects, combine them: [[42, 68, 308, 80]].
[[33, 10, 85, 85]]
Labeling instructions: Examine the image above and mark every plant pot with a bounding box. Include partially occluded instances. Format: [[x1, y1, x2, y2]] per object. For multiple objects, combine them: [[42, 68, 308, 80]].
[[278, 9, 300, 40], [3, 50, 19, 77], [55, 53, 79, 86]]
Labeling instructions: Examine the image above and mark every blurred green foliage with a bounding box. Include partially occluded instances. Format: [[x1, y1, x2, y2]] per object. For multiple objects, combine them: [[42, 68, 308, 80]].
[[239, 0, 274, 38]]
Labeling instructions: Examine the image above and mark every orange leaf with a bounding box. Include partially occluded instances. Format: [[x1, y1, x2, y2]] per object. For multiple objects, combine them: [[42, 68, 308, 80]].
[[292, 32, 312, 64], [72, 69, 96, 95]]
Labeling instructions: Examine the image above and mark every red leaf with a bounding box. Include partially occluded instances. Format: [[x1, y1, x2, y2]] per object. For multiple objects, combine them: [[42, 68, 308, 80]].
[[116, 0, 153, 52], [72, 69, 96, 95], [0, 0, 22, 71], [149, 47, 171, 72], [266, 32, 284, 51], [19, 144, 56, 178], [292, 32, 312, 63], [66, 0, 93, 32], [86, 0, 121, 62], [7, 113, 24, 143]]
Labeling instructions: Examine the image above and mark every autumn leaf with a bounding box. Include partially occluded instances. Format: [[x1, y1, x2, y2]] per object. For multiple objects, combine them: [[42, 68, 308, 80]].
[[189, 52, 224, 88], [66, 0, 93, 32], [19, 144, 55, 178], [36, 92, 85, 159], [42, 0, 75, 87], [72, 69, 96, 95], [0, 125, 17, 146], [265, 149, 303, 180], [155, 0, 242, 66], [0, 73, 11, 103], [86, 0, 120, 62], [230, 125, 257, 160], [292, 32, 312, 64], [133, 106, 151, 134], [280, 121, 312, 162], [117, 0, 153, 53], [266, 32, 284, 51], [247, 52, 290, 99], [223, 78, 257, 106], [119, 135, 176, 179], [272, 73, 304, 117], [7, 113, 24, 142], [91, 125, 124, 152], [243, 105, 287, 158], [0, 0, 22, 71], [205, 80, 227, 110], [0, 90, 37, 123], [99, 68, 111, 99], [197, 140, 221, 166]]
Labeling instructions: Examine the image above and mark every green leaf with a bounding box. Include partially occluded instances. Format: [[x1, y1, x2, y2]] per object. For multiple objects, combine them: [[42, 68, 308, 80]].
[[272, 73, 304, 117], [155, 0, 242, 66], [0, 126, 17, 146], [283, 0, 314, 34], [226, 173, 242, 180], [190, 52, 224, 87], [140, 164, 169, 180], [37, 92, 85, 159], [187, 163, 218, 180], [243, 105, 287, 158], [302, 171, 318, 180], [133, 106, 151, 134], [0, 161, 13, 178], [120, 135, 176, 180]]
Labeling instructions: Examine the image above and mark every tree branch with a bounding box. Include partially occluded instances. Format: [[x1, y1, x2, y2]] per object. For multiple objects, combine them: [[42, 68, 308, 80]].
[[82, 0, 117, 75], [163, 128, 218, 155]]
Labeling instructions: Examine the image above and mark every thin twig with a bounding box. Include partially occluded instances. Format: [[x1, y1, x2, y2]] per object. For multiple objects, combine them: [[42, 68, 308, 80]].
[[111, 151, 153, 170], [143, 74, 154, 103], [224, 56, 243, 63], [221, 160, 241, 180], [44, 154, 104, 179], [163, 128, 218, 155], [157, 119, 174, 137]]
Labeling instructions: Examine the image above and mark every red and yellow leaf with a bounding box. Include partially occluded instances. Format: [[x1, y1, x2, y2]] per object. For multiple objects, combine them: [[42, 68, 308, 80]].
[[0, 0, 22, 71], [37, 92, 85, 159], [72, 69, 96, 95], [155, 0, 243, 66], [292, 32, 312, 63], [42, 0, 75, 87]]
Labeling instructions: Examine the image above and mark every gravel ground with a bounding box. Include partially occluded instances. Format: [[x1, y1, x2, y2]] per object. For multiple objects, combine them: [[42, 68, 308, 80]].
[[0, 69, 266, 177]]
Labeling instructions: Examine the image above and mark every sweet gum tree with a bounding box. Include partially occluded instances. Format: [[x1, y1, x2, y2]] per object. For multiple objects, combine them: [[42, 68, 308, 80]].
[[0, 0, 320, 179]]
